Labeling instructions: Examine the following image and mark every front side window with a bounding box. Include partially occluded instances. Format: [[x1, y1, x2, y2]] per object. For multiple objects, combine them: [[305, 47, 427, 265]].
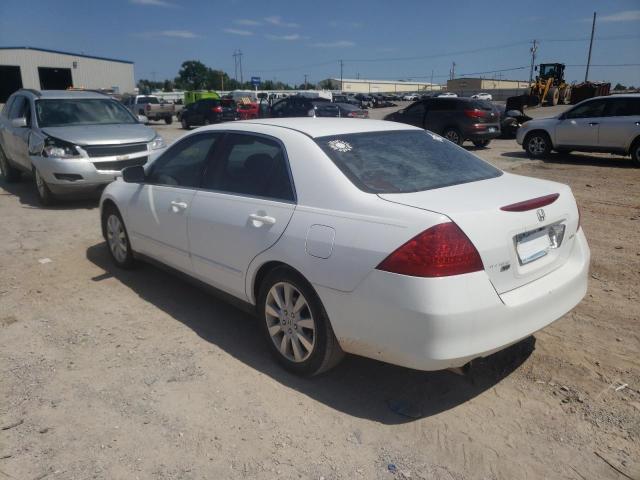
[[204, 133, 295, 202], [8, 95, 27, 119], [148, 133, 219, 188], [316, 130, 502, 193], [405, 102, 425, 115], [35, 99, 137, 127], [565, 100, 606, 119]]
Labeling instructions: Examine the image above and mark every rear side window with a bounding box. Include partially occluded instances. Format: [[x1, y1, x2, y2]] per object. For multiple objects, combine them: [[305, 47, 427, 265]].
[[137, 96, 159, 104], [429, 99, 455, 111], [605, 98, 640, 117], [204, 134, 295, 202], [315, 130, 502, 194]]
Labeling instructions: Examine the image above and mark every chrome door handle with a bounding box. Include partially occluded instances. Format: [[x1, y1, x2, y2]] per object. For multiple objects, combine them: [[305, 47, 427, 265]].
[[589, 122, 599, 126], [170, 200, 188, 212], [249, 213, 276, 226]]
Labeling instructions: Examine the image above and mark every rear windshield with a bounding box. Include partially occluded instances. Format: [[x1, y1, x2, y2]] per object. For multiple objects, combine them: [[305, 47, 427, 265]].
[[137, 96, 159, 104], [315, 130, 502, 193]]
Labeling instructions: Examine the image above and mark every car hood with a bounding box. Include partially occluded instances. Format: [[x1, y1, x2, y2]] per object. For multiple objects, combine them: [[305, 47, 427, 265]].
[[522, 117, 558, 128], [41, 124, 157, 146]]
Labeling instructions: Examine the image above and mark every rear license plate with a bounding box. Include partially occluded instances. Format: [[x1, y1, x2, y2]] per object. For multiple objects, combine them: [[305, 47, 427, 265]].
[[488, 127, 496, 133], [515, 224, 565, 265]]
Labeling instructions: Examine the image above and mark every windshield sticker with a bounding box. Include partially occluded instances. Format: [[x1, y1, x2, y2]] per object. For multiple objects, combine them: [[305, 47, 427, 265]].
[[327, 139, 353, 152]]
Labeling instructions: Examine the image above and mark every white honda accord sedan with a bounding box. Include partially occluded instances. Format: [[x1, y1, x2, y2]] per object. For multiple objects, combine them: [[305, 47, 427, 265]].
[[99, 118, 590, 375]]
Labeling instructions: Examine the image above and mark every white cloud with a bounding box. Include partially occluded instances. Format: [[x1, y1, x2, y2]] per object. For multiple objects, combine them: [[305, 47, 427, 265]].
[[130, 0, 176, 7], [235, 19, 261, 26], [135, 30, 198, 38], [266, 33, 304, 41], [598, 10, 640, 22], [223, 28, 253, 36], [311, 40, 355, 48], [160, 30, 197, 38], [264, 15, 300, 28]]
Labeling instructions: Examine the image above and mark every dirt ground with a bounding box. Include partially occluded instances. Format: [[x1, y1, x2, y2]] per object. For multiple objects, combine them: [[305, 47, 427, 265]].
[[1, 107, 639, 480]]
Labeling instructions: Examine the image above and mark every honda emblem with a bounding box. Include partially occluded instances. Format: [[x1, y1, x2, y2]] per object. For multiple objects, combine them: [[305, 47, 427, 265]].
[[536, 208, 546, 222]]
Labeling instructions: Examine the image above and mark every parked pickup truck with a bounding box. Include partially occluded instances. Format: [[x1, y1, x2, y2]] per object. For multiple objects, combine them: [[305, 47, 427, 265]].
[[122, 95, 174, 124]]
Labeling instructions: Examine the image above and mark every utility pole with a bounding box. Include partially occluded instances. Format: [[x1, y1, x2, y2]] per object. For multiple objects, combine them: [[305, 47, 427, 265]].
[[232, 49, 244, 83], [304, 74, 308, 90], [585, 12, 596, 82], [339, 59, 343, 92], [450, 62, 456, 80], [221, 72, 224, 91], [430, 69, 434, 91], [529, 39, 538, 84]]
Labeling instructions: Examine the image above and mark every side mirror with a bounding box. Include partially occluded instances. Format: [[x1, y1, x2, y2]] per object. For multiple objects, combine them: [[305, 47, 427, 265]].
[[122, 165, 145, 183], [137, 115, 148, 123], [11, 117, 27, 128]]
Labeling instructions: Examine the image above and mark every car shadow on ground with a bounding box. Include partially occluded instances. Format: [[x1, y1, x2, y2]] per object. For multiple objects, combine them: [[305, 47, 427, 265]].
[[0, 176, 99, 210], [86, 243, 535, 425], [500, 151, 635, 168]]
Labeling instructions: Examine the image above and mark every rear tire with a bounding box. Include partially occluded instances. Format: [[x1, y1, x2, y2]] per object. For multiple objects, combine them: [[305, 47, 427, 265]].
[[164, 116, 173, 125], [524, 132, 552, 159], [257, 266, 344, 376], [442, 127, 463, 146], [33, 168, 56, 206], [0, 147, 21, 183], [473, 140, 491, 148], [546, 87, 559, 106], [102, 205, 135, 269]]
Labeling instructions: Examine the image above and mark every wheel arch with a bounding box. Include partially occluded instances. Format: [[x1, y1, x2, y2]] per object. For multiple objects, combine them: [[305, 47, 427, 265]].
[[627, 134, 640, 155], [524, 128, 554, 148], [250, 260, 313, 306], [100, 198, 121, 239]]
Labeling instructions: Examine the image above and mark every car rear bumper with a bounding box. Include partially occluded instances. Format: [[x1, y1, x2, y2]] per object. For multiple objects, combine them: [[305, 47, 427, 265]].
[[464, 125, 501, 141], [316, 229, 589, 371]]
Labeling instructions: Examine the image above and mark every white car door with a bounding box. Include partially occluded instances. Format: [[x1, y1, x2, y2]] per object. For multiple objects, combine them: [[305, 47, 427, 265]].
[[5, 95, 32, 170], [126, 132, 220, 273], [597, 97, 640, 151], [188, 132, 296, 299], [555, 99, 607, 148]]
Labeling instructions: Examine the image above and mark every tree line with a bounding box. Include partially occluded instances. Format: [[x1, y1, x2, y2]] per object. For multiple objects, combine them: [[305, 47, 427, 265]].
[[138, 60, 322, 93]]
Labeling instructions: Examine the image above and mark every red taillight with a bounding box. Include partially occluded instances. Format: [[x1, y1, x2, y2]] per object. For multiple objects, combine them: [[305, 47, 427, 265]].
[[500, 193, 559, 212], [376, 222, 484, 277], [464, 109, 488, 119], [212, 106, 223, 113]]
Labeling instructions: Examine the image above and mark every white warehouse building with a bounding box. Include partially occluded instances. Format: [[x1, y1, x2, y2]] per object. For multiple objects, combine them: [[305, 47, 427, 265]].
[[0, 46, 135, 103]]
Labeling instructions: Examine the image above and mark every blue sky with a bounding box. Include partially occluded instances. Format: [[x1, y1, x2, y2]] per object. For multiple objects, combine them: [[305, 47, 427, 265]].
[[1, 0, 639, 86]]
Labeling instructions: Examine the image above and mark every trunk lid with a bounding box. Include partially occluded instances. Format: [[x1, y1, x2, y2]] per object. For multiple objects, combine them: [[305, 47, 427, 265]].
[[379, 173, 580, 295]]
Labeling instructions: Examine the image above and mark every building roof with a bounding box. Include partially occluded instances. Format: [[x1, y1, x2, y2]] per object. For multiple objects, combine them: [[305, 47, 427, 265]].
[[0, 46, 133, 64], [331, 78, 437, 86]]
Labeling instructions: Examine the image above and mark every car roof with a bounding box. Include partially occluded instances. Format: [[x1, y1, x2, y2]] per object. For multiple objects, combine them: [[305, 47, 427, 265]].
[[238, 118, 418, 138], [18, 89, 110, 100]]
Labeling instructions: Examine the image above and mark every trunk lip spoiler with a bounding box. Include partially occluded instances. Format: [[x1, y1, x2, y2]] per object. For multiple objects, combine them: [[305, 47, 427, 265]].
[[500, 193, 560, 212]]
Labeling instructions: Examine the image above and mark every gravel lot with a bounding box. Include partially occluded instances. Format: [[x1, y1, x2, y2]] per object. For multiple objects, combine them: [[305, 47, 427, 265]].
[[1, 105, 639, 479]]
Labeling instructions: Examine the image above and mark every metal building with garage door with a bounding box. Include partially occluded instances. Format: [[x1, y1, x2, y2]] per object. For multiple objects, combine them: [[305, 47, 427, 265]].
[[0, 46, 135, 103]]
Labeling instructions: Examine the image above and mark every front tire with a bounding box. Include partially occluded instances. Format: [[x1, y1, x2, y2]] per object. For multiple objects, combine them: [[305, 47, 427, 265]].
[[181, 118, 189, 129], [473, 139, 491, 148], [102, 206, 135, 269], [0, 147, 21, 182], [164, 116, 173, 125], [33, 168, 55, 206], [631, 139, 640, 167], [442, 127, 463, 146], [258, 267, 344, 376], [524, 132, 552, 159]]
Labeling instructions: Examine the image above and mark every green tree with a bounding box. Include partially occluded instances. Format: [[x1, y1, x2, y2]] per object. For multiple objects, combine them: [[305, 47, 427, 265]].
[[613, 83, 627, 91], [176, 60, 209, 91]]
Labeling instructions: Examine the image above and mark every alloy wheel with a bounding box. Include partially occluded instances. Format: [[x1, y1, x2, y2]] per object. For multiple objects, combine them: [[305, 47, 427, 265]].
[[445, 130, 460, 144], [528, 136, 546, 155], [265, 282, 316, 363], [106, 214, 129, 264]]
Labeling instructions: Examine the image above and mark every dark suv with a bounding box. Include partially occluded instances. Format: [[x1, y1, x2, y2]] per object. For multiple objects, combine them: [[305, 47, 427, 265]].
[[384, 97, 500, 146]]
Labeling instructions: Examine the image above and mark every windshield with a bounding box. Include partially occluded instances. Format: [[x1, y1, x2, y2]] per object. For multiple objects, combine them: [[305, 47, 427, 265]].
[[315, 130, 502, 193], [137, 96, 159, 104], [35, 99, 138, 127]]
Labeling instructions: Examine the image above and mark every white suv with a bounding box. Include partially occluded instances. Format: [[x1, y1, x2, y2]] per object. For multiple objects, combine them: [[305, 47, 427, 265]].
[[517, 94, 640, 165]]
